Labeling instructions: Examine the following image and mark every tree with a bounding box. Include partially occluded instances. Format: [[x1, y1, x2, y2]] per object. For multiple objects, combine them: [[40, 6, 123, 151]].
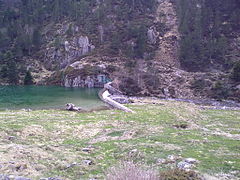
[[110, 33, 121, 54], [66, 24, 73, 37], [231, 61, 240, 82], [32, 28, 41, 51], [53, 0, 61, 22], [24, 70, 34, 85], [4, 51, 18, 84], [134, 25, 147, 58], [54, 36, 62, 49]]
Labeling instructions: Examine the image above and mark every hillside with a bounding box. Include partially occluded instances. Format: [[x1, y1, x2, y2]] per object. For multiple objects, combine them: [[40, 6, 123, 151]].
[[0, 0, 240, 101]]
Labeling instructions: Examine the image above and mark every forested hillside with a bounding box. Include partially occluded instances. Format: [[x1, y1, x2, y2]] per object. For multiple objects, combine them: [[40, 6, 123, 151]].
[[0, 0, 239, 101], [176, 0, 240, 71]]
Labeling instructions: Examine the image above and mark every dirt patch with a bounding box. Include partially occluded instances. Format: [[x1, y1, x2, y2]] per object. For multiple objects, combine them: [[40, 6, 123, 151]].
[[71, 124, 103, 139], [89, 129, 137, 144], [211, 130, 240, 140], [19, 125, 48, 139]]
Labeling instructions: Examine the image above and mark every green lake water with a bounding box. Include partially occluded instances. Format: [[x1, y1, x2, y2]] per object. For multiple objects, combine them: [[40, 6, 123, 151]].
[[0, 86, 104, 110]]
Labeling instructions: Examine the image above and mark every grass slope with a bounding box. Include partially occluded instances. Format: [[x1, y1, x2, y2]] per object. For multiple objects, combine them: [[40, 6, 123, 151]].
[[0, 100, 239, 179]]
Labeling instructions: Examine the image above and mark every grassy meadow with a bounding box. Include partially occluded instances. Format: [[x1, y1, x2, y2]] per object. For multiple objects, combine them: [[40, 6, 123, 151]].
[[0, 99, 239, 179]]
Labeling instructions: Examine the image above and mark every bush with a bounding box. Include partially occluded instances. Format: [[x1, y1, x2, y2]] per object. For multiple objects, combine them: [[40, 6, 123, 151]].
[[191, 79, 206, 92], [119, 77, 142, 95], [106, 161, 159, 180], [106, 162, 202, 180], [159, 168, 202, 180], [106, 65, 116, 73], [211, 81, 229, 100]]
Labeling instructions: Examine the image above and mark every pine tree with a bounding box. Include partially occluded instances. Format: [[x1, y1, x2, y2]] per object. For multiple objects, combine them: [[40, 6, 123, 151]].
[[134, 25, 147, 58], [53, 0, 61, 22], [231, 61, 240, 82], [110, 33, 121, 54], [32, 28, 41, 51], [66, 24, 73, 37], [24, 70, 34, 85], [4, 51, 18, 84]]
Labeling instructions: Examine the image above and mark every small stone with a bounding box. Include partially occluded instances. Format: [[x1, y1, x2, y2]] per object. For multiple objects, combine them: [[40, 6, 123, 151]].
[[177, 161, 193, 170], [66, 162, 78, 169], [129, 149, 138, 157], [8, 175, 15, 180], [184, 158, 198, 164], [130, 149, 138, 153], [156, 158, 166, 164], [82, 160, 93, 166], [167, 155, 177, 161], [7, 136, 16, 141], [82, 148, 92, 153], [14, 177, 31, 180]]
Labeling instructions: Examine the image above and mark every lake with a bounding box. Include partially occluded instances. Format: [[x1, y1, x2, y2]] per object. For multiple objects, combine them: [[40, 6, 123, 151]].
[[0, 86, 104, 110]]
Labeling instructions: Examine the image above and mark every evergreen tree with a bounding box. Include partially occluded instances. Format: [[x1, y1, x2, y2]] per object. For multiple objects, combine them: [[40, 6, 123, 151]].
[[32, 28, 41, 51], [54, 36, 62, 49], [24, 70, 34, 85], [177, 0, 237, 71], [53, 0, 61, 22], [134, 25, 147, 58], [110, 33, 121, 55], [3, 51, 18, 84], [7, 58, 18, 84], [66, 24, 73, 37], [231, 61, 240, 82]]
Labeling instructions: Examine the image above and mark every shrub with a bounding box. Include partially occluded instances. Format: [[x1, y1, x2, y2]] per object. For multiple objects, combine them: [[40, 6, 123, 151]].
[[191, 79, 206, 92], [106, 65, 116, 73], [211, 81, 229, 100], [159, 168, 202, 180], [119, 77, 142, 95], [106, 161, 159, 180]]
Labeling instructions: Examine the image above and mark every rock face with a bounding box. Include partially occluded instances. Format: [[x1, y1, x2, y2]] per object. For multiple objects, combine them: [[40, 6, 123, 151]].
[[78, 36, 92, 55], [62, 61, 110, 88], [64, 75, 96, 88], [43, 23, 95, 70], [64, 41, 70, 52], [147, 27, 158, 44]]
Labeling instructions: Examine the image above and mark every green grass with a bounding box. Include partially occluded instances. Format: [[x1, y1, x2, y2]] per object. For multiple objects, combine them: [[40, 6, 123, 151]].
[[0, 100, 239, 179]]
